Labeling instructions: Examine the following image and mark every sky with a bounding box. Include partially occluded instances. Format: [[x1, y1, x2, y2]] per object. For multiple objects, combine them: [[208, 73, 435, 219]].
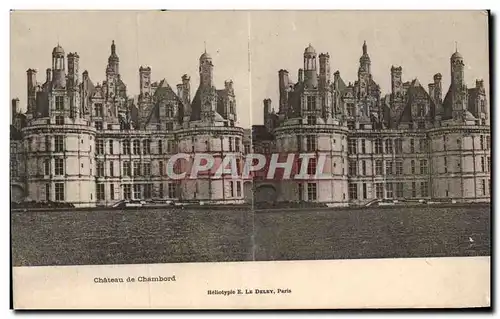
[[11, 11, 489, 128]]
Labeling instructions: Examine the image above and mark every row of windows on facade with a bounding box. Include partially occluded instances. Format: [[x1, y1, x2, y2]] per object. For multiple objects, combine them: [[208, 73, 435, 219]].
[[28, 136, 246, 154], [292, 135, 490, 154]]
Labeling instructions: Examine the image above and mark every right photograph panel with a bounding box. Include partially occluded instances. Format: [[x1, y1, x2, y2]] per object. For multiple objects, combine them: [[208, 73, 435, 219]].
[[249, 11, 491, 261]]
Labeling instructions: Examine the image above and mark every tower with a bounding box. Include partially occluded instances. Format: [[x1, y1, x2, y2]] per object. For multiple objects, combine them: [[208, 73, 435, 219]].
[[450, 50, 467, 120], [26, 68, 37, 116], [359, 41, 371, 75], [278, 69, 289, 118], [107, 40, 120, 76], [303, 44, 318, 88], [199, 51, 213, 87], [139, 66, 152, 98]]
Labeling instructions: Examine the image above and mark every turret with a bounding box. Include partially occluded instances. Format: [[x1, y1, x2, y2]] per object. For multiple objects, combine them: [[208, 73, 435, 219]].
[[67, 52, 79, 88], [51, 44, 66, 89], [358, 41, 371, 75], [199, 51, 213, 87], [303, 44, 318, 88], [106, 40, 120, 76], [139, 66, 152, 97], [26, 68, 37, 114], [390, 66, 403, 96]]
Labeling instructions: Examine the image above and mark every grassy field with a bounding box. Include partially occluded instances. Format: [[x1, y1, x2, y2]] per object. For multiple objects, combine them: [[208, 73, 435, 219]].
[[11, 204, 490, 267]]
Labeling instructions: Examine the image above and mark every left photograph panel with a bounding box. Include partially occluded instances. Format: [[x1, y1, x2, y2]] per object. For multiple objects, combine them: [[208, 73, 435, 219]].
[[10, 11, 254, 266]]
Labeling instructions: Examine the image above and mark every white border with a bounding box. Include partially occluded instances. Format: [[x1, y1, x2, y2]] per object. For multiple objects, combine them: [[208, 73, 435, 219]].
[[3, 1, 498, 317]]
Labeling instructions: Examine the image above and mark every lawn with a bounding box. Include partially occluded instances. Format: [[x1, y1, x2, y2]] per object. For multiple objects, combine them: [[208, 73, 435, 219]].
[[11, 204, 490, 266]]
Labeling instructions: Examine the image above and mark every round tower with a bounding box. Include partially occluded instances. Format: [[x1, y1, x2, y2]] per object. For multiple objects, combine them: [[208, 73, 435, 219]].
[[199, 51, 213, 87], [303, 44, 318, 88]]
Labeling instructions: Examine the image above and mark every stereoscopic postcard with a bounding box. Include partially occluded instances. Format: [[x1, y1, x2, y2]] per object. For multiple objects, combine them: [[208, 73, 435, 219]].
[[10, 10, 491, 309]]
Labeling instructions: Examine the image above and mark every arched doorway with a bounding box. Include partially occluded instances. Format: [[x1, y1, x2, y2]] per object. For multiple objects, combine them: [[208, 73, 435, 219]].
[[11, 184, 25, 203], [254, 184, 277, 204]]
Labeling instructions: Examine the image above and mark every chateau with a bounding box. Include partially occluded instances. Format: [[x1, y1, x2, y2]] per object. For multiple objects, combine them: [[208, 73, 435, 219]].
[[10, 41, 251, 207], [252, 42, 491, 205]]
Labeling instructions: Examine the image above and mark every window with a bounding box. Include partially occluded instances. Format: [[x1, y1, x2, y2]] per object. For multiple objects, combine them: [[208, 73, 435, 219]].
[[44, 160, 50, 175], [488, 157, 491, 172], [123, 162, 131, 177], [386, 161, 393, 175], [45, 136, 51, 151], [230, 182, 235, 197], [123, 140, 131, 155], [108, 124, 113, 130], [306, 136, 317, 152], [144, 184, 152, 199], [143, 139, 151, 155], [307, 183, 317, 201], [307, 116, 316, 125], [375, 139, 383, 154], [481, 179, 486, 196], [410, 139, 415, 153], [375, 160, 383, 175], [420, 181, 429, 197], [298, 183, 303, 200], [109, 161, 114, 177], [94, 103, 103, 117], [481, 157, 485, 172], [486, 136, 491, 150], [395, 160, 403, 175], [395, 182, 404, 198], [55, 115, 64, 125], [45, 184, 50, 201], [95, 121, 103, 130], [55, 96, 64, 110], [109, 140, 114, 154], [166, 122, 174, 131], [348, 139, 357, 154], [307, 158, 317, 175], [235, 138, 241, 152], [385, 139, 393, 154], [96, 140, 104, 155], [347, 121, 355, 130], [347, 103, 355, 117], [361, 139, 366, 154], [362, 183, 367, 199], [97, 161, 104, 177], [167, 140, 175, 153], [444, 157, 448, 173], [480, 135, 484, 150], [306, 96, 316, 111], [167, 105, 174, 118], [228, 137, 234, 152], [418, 104, 425, 117], [143, 162, 151, 176], [236, 181, 242, 197], [133, 162, 141, 176], [349, 160, 357, 176], [168, 183, 177, 198], [349, 183, 358, 200], [159, 161, 164, 176], [361, 160, 366, 175], [395, 139, 403, 154], [480, 100, 486, 113], [244, 144, 251, 154], [411, 160, 416, 174], [158, 140, 163, 154], [55, 136, 64, 152], [123, 184, 132, 200], [97, 184, 105, 200], [229, 101, 235, 114], [55, 183, 64, 201], [133, 140, 140, 155], [420, 160, 428, 174], [158, 183, 164, 198], [375, 183, 384, 199], [411, 182, 417, 198], [443, 135, 447, 151], [386, 183, 393, 198], [55, 158, 64, 175], [133, 184, 141, 199], [110, 184, 115, 200]]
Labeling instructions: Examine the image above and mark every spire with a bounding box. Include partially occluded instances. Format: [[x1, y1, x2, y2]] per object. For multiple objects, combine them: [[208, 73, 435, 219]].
[[363, 40, 367, 55], [111, 40, 116, 56]]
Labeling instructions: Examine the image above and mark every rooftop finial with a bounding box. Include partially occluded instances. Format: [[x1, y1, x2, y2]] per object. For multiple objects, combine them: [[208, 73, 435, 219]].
[[363, 40, 367, 55], [455, 41, 458, 52], [204, 41, 207, 53]]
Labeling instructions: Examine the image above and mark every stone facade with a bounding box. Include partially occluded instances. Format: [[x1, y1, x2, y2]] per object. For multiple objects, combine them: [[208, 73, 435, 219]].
[[11, 42, 249, 207], [253, 43, 491, 205]]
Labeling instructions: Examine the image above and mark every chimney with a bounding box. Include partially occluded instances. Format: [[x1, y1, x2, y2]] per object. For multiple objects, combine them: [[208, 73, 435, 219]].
[[46, 68, 52, 83], [298, 69, 304, 83], [263, 98, 272, 114], [176, 84, 183, 97], [11, 98, 20, 120], [428, 83, 435, 100], [433, 73, 442, 102]]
